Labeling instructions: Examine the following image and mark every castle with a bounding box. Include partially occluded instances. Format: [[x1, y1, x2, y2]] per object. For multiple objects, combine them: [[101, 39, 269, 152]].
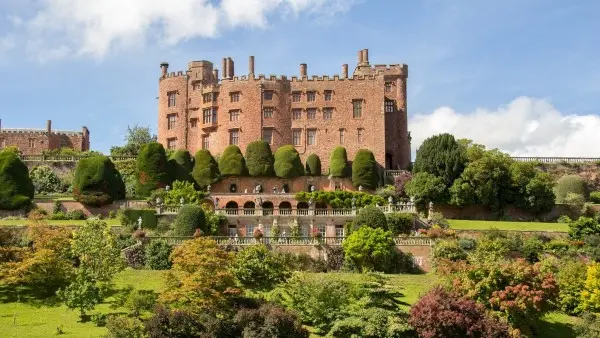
[[157, 48, 411, 171], [0, 119, 90, 155]]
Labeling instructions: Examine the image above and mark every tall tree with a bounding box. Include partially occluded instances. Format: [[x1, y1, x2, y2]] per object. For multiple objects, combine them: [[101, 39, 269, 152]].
[[110, 125, 157, 157], [413, 133, 466, 187]]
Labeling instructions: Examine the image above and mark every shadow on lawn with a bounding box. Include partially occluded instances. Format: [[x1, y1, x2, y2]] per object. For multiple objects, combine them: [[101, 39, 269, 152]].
[[536, 319, 575, 338], [0, 284, 62, 307]]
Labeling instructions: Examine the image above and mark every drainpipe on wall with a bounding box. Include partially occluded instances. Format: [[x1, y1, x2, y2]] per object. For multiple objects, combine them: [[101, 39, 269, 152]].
[[184, 75, 189, 149]]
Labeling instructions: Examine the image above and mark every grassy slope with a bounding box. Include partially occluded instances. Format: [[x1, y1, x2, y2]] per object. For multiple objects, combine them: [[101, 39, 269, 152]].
[[0, 219, 121, 226], [448, 219, 568, 232]]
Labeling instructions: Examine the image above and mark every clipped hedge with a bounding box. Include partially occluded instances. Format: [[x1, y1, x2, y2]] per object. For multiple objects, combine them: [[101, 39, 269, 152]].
[[245, 140, 275, 177], [72, 156, 126, 206], [136, 142, 172, 197], [219, 145, 246, 176], [0, 150, 35, 210], [192, 149, 220, 188], [305, 153, 321, 176], [386, 213, 414, 235], [295, 191, 386, 209], [274, 145, 304, 179], [173, 204, 207, 236], [169, 150, 194, 184], [352, 149, 378, 190], [329, 146, 349, 177], [351, 205, 387, 232], [123, 209, 157, 230]]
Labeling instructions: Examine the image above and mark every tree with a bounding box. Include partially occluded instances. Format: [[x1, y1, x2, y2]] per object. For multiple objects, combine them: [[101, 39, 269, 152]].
[[342, 227, 396, 273], [218, 145, 246, 176], [230, 244, 291, 289], [393, 171, 412, 197], [386, 213, 414, 235], [274, 145, 305, 179], [110, 124, 157, 157], [554, 174, 586, 204], [0, 150, 34, 210], [173, 204, 207, 236], [168, 150, 195, 184], [352, 205, 387, 232], [192, 149, 220, 188], [245, 140, 275, 177], [71, 220, 124, 282], [145, 240, 173, 270], [404, 172, 446, 210], [305, 153, 322, 176], [72, 156, 126, 206], [510, 162, 555, 213], [351, 149, 378, 189], [57, 274, 103, 319], [413, 133, 466, 187], [581, 263, 600, 312], [135, 142, 172, 197], [329, 146, 349, 177], [30, 165, 68, 194]]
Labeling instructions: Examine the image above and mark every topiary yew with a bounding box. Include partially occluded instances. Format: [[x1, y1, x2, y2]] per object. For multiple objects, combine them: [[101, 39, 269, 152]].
[[305, 153, 321, 176], [329, 146, 349, 177], [192, 149, 220, 188], [72, 156, 126, 206], [136, 142, 172, 197], [413, 133, 466, 187], [0, 150, 34, 210], [218, 145, 246, 177], [245, 140, 275, 177], [274, 145, 304, 179], [351, 149, 378, 189], [173, 205, 207, 236], [351, 205, 387, 232], [169, 150, 194, 184]]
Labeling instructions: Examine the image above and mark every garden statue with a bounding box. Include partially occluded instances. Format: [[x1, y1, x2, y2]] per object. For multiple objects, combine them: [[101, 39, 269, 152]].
[[410, 196, 415, 203], [207, 185, 211, 192], [282, 230, 287, 238], [281, 186, 286, 193], [310, 185, 316, 192], [215, 197, 220, 208], [155, 197, 162, 206], [244, 188, 248, 194], [137, 217, 142, 230], [308, 198, 314, 206], [352, 197, 357, 207], [273, 186, 278, 194], [254, 184, 262, 194], [256, 196, 263, 206], [358, 185, 363, 191], [388, 196, 394, 204], [180, 197, 185, 205], [429, 201, 433, 209], [165, 185, 170, 191]]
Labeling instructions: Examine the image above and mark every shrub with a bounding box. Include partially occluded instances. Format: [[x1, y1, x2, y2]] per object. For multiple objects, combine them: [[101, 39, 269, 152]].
[[245, 140, 275, 177], [230, 244, 290, 289], [580, 262, 600, 312], [145, 240, 173, 270], [50, 211, 69, 220], [145, 305, 204, 338], [0, 150, 35, 210], [342, 227, 396, 273], [432, 240, 467, 265], [394, 171, 412, 197], [160, 180, 206, 205], [458, 238, 477, 251], [191, 149, 220, 188], [123, 244, 145, 269], [172, 204, 207, 236], [73, 156, 126, 206], [325, 246, 345, 271], [351, 149, 378, 189], [574, 312, 600, 338], [405, 172, 446, 211], [274, 145, 305, 178], [409, 287, 511, 338], [591, 191, 600, 204], [295, 191, 386, 209], [234, 303, 309, 338], [429, 211, 450, 229], [122, 208, 157, 231], [135, 142, 172, 197], [329, 146, 349, 177], [568, 216, 600, 239], [105, 315, 145, 338], [386, 212, 413, 235], [413, 133, 466, 186], [168, 150, 194, 184], [351, 205, 387, 232], [305, 153, 321, 176], [218, 144, 246, 176], [554, 174, 586, 204], [521, 236, 544, 263], [125, 289, 157, 317], [555, 259, 587, 314], [67, 210, 86, 220], [30, 165, 67, 194]]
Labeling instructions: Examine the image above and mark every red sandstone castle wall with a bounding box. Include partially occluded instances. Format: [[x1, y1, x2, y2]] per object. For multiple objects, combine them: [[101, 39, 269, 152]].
[[0, 122, 90, 155]]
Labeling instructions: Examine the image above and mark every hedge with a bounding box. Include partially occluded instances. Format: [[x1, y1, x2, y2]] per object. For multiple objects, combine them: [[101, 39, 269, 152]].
[[218, 145, 246, 176], [305, 153, 321, 176], [351, 149, 378, 189], [245, 140, 275, 177], [329, 146, 349, 177], [123, 209, 157, 230], [274, 145, 304, 179], [192, 149, 220, 188], [169, 150, 194, 184], [173, 204, 207, 236], [72, 156, 126, 206], [351, 205, 387, 232], [0, 150, 35, 210], [295, 191, 386, 209], [136, 142, 172, 197]]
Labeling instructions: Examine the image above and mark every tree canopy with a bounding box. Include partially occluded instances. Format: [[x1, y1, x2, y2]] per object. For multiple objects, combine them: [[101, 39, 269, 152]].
[[135, 142, 172, 197], [351, 149, 378, 189], [413, 133, 466, 187], [0, 150, 35, 210], [192, 149, 220, 188], [110, 125, 157, 157], [72, 156, 126, 206], [305, 153, 322, 176]]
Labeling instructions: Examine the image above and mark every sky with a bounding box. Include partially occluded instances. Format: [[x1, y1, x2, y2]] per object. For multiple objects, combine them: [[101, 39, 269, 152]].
[[0, 0, 599, 157]]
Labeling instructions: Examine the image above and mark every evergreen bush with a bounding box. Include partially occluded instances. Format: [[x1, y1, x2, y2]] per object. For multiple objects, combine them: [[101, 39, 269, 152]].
[[72, 156, 126, 206], [554, 174, 586, 204], [191, 149, 220, 188], [245, 140, 275, 177], [168, 150, 195, 184], [386, 213, 413, 235], [274, 145, 304, 179], [351, 205, 387, 232], [173, 205, 207, 236], [0, 150, 34, 210], [145, 240, 173, 270], [305, 153, 322, 176], [218, 145, 246, 176], [351, 149, 378, 189], [329, 146, 349, 177], [135, 142, 172, 197]]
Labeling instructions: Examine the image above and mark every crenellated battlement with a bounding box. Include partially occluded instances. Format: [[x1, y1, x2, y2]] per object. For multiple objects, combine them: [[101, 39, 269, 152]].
[[220, 73, 381, 84], [0, 128, 84, 136]]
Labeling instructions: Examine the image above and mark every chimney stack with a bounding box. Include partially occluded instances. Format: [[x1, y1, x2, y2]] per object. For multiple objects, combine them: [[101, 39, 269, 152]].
[[213, 69, 219, 81], [357, 50, 363, 65], [222, 58, 228, 79], [342, 64, 348, 78], [0, 119, 2, 132], [226, 57, 235, 78], [300, 63, 307, 77], [248, 56, 255, 76], [362, 49, 369, 65], [46, 120, 52, 134], [160, 62, 169, 76]]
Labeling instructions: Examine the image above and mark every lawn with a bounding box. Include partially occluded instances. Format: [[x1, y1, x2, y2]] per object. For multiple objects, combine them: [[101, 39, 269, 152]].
[[449, 219, 568, 232], [0, 219, 121, 226]]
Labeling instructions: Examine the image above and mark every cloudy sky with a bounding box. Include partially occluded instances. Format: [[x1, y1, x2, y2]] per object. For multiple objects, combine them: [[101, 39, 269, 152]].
[[0, 0, 599, 157]]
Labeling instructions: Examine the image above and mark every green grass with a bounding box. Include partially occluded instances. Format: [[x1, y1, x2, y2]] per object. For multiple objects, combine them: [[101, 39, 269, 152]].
[[33, 195, 75, 201], [449, 219, 568, 232], [0, 219, 121, 226]]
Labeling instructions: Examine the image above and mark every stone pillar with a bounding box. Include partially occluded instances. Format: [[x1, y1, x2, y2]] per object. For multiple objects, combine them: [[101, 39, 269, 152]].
[[227, 57, 234, 78], [342, 64, 348, 78]]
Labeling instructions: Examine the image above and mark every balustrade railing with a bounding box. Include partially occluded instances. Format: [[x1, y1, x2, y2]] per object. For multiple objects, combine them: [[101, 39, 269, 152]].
[[18, 154, 137, 162], [147, 236, 433, 247]]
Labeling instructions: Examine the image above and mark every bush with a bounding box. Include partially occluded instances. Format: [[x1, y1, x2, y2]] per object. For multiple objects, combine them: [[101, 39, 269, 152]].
[[145, 240, 173, 270], [325, 246, 345, 271], [105, 315, 145, 338], [568, 216, 600, 239], [145, 305, 204, 338], [274, 145, 304, 178], [135, 142, 172, 197], [305, 153, 321, 176], [50, 211, 69, 220], [351, 205, 387, 232], [405, 172, 446, 211], [574, 312, 600, 338], [386, 212, 413, 235], [554, 174, 586, 204], [73, 156, 126, 206], [458, 238, 477, 251], [394, 171, 412, 197], [231, 244, 290, 289], [432, 240, 467, 265], [0, 150, 35, 210], [168, 150, 194, 184], [125, 289, 157, 317], [342, 227, 396, 273], [123, 244, 145, 269], [329, 146, 349, 177], [122, 209, 157, 231], [234, 303, 309, 338], [295, 191, 385, 209], [591, 191, 600, 204], [556, 259, 587, 314], [30, 165, 67, 194], [581, 262, 600, 312], [218, 145, 246, 176], [191, 149, 220, 188], [521, 236, 544, 263], [351, 149, 379, 189], [172, 204, 207, 236], [67, 210, 86, 220], [244, 140, 275, 177]]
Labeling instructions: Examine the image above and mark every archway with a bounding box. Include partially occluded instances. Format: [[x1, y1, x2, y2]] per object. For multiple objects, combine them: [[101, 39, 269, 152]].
[[386, 153, 393, 170], [297, 202, 309, 209], [262, 201, 274, 216], [279, 201, 292, 215], [243, 201, 256, 215], [225, 201, 239, 215]]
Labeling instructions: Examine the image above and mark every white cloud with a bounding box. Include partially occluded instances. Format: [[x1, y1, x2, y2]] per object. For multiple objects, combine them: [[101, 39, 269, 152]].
[[3, 0, 356, 61], [410, 96, 600, 157]]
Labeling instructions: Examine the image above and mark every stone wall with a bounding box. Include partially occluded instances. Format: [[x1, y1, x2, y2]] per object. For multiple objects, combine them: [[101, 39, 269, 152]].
[[0, 200, 149, 218], [434, 203, 581, 221]]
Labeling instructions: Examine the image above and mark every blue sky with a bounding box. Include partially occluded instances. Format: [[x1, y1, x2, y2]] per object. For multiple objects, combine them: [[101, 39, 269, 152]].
[[0, 0, 599, 156]]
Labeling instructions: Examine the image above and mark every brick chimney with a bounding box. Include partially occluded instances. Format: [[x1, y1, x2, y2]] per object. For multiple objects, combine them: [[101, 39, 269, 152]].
[[357, 50, 363, 64], [249, 56, 255, 76], [362, 49, 369, 65], [46, 120, 52, 134], [300, 63, 307, 77], [213, 68, 219, 81], [160, 62, 169, 76], [342, 64, 348, 78], [222, 58, 228, 79], [226, 57, 235, 78]]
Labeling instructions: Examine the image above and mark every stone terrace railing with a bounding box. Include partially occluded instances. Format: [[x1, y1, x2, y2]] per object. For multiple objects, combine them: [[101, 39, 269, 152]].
[[19, 155, 137, 162], [147, 236, 433, 247], [510, 157, 600, 164]]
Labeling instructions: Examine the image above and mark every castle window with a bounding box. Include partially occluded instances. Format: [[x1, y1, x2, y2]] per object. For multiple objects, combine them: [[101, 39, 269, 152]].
[[292, 92, 301, 102], [263, 91, 274, 101], [307, 129, 317, 146], [167, 138, 177, 150], [167, 91, 176, 107], [358, 128, 364, 143], [323, 108, 333, 120], [292, 129, 302, 146], [229, 110, 240, 122], [230, 92, 240, 102], [385, 100, 395, 113], [229, 129, 239, 145], [324, 90, 332, 101], [263, 128, 273, 144], [307, 108, 316, 119], [339, 129, 345, 144], [203, 93, 212, 103], [28, 138, 35, 148], [263, 107, 274, 119], [202, 135, 210, 149], [190, 118, 198, 128], [202, 108, 213, 124], [292, 109, 302, 120], [385, 82, 392, 92], [193, 83, 202, 90], [352, 99, 363, 118], [307, 91, 316, 102], [167, 114, 177, 130]]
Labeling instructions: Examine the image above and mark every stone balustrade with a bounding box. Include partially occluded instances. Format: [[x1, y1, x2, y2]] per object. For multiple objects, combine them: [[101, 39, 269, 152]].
[[147, 236, 433, 247], [18, 154, 137, 162]]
